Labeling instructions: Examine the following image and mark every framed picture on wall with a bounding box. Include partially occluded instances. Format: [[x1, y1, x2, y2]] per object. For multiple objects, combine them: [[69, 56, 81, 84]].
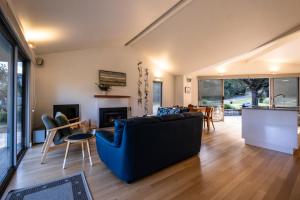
[[185, 87, 191, 94]]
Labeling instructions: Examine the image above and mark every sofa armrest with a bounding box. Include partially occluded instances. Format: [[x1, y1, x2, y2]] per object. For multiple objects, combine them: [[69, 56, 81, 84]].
[[96, 131, 119, 148]]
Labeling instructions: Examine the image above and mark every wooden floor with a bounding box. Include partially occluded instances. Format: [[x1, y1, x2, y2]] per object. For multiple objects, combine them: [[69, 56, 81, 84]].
[[3, 117, 300, 200]]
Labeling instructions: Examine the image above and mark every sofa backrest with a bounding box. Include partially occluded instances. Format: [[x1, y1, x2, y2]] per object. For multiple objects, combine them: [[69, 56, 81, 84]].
[[121, 112, 203, 179]]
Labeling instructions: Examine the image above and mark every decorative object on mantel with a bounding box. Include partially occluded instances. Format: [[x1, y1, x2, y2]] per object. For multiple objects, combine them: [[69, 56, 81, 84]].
[[144, 67, 149, 115], [137, 61, 143, 106], [95, 83, 111, 94]]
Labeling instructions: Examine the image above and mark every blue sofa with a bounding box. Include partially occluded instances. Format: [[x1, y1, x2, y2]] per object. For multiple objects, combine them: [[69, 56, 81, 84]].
[[95, 112, 203, 183]]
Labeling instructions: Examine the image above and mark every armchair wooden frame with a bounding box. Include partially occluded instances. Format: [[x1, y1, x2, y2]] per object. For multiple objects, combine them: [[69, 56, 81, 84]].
[[41, 120, 87, 164]]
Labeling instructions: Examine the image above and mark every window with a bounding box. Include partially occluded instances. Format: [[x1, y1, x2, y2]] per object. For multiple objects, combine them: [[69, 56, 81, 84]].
[[153, 81, 162, 115], [274, 78, 299, 107], [0, 30, 13, 185], [0, 14, 29, 196]]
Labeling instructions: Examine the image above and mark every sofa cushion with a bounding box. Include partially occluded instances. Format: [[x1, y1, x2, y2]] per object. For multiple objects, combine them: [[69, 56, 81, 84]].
[[114, 119, 126, 146], [160, 114, 184, 121], [182, 112, 203, 118], [127, 116, 161, 124]]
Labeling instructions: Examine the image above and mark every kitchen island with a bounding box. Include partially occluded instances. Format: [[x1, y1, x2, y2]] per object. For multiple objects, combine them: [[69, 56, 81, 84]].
[[242, 107, 299, 154]]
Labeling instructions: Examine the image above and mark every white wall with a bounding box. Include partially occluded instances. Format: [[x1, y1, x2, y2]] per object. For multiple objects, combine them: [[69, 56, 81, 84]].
[[174, 75, 194, 107], [174, 75, 184, 106], [33, 47, 175, 128]]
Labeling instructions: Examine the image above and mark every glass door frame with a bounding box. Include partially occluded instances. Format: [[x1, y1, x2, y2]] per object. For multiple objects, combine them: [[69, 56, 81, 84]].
[[16, 51, 28, 160], [0, 10, 30, 197]]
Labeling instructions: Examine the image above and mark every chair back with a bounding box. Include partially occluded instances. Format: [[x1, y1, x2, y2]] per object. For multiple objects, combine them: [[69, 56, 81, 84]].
[[205, 107, 214, 119], [41, 114, 57, 130]]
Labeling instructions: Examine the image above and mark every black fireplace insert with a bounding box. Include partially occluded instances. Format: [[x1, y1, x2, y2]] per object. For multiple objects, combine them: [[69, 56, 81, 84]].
[[99, 107, 127, 128], [53, 104, 80, 120]]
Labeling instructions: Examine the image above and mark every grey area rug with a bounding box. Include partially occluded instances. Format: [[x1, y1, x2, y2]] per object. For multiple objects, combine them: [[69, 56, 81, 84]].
[[5, 171, 93, 200]]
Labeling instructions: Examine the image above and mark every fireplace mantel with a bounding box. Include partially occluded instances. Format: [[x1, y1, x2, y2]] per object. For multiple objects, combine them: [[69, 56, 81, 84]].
[[94, 95, 130, 98]]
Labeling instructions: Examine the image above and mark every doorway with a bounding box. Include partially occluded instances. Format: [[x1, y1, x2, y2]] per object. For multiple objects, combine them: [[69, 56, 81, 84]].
[[153, 81, 162, 115]]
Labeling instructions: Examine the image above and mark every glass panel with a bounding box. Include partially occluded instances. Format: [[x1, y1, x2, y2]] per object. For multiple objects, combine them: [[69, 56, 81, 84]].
[[224, 78, 269, 115], [274, 78, 298, 107], [16, 60, 24, 154], [0, 32, 12, 182], [153, 81, 162, 115], [198, 79, 223, 121]]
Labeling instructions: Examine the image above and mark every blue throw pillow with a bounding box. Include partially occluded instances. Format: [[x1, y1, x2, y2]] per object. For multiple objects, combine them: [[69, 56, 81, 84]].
[[169, 108, 180, 114], [114, 119, 126, 146], [157, 107, 172, 116]]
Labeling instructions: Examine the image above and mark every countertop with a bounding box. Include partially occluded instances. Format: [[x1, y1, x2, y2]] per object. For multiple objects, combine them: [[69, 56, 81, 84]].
[[242, 106, 300, 112]]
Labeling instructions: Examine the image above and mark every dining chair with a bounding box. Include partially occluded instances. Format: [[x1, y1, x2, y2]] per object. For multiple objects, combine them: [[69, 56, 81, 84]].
[[203, 107, 215, 131]]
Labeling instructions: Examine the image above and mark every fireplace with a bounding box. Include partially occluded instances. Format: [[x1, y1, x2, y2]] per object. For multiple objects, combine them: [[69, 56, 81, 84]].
[[53, 104, 79, 120], [99, 107, 127, 128]]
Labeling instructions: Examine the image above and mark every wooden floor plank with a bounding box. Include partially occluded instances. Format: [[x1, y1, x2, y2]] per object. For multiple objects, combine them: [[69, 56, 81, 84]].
[[2, 116, 300, 200]]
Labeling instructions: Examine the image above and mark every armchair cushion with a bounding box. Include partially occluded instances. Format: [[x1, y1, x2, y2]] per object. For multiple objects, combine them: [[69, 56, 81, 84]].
[[114, 119, 126, 146], [54, 112, 72, 145], [41, 114, 57, 130], [55, 112, 69, 126]]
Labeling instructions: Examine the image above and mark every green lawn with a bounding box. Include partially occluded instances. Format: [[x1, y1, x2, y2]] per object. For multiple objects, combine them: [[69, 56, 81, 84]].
[[224, 94, 269, 109]]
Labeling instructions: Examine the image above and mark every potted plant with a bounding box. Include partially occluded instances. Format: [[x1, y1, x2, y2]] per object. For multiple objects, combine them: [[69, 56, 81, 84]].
[[95, 83, 111, 94]]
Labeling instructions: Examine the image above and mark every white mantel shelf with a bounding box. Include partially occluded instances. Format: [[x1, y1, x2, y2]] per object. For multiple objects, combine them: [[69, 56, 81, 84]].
[[94, 95, 131, 98]]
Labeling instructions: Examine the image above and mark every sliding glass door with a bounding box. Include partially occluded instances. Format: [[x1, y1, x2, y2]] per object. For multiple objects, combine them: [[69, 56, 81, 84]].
[[198, 79, 224, 121], [0, 15, 29, 196], [0, 29, 13, 185], [16, 56, 26, 156]]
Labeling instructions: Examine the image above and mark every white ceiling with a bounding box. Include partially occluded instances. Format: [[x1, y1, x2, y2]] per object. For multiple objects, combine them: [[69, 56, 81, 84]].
[[131, 0, 300, 75], [9, 0, 180, 54], [258, 37, 300, 64], [9, 0, 300, 75]]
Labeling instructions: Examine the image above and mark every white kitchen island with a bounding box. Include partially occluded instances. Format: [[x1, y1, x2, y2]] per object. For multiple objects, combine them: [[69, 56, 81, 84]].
[[242, 107, 299, 154]]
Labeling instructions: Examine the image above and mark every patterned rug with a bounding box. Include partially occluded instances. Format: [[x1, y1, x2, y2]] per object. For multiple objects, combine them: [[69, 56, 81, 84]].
[[5, 171, 93, 200]]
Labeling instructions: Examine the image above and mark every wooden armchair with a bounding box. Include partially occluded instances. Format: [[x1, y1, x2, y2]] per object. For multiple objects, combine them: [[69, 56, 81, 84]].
[[41, 114, 88, 164]]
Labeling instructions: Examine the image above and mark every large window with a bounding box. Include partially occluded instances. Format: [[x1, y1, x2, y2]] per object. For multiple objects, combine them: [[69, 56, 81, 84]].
[[224, 78, 269, 109], [0, 30, 13, 185], [0, 15, 29, 196], [274, 78, 299, 107]]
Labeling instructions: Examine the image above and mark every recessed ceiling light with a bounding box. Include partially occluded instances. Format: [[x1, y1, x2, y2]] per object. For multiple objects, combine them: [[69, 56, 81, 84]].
[[269, 65, 280, 73], [28, 42, 36, 48]]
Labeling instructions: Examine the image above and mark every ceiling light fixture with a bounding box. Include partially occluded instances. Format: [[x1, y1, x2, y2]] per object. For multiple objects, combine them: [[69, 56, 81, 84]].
[[269, 65, 280, 74], [216, 66, 226, 74], [28, 42, 36, 48]]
